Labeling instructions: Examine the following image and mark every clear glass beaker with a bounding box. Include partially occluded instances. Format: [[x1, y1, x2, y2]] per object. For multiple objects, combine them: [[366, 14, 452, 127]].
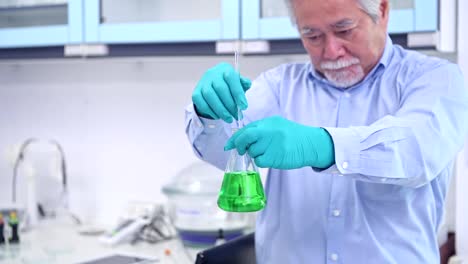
[[217, 136, 266, 212]]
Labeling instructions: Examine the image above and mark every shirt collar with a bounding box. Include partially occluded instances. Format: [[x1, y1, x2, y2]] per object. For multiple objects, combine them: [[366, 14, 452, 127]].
[[308, 35, 394, 88]]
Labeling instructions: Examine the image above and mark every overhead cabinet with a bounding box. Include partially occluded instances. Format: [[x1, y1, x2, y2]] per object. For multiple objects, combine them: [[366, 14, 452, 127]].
[[82, 0, 240, 44], [0, 0, 438, 48], [242, 0, 438, 40], [0, 0, 83, 48]]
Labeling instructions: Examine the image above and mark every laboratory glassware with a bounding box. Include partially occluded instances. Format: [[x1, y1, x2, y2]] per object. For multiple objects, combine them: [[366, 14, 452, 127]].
[[162, 162, 251, 247], [217, 50, 266, 212], [217, 136, 266, 212]]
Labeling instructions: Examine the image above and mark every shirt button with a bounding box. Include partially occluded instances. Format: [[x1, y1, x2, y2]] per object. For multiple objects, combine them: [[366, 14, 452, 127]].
[[330, 253, 339, 261], [342, 161, 349, 169], [344, 92, 351, 98], [208, 124, 216, 129], [333, 209, 341, 217], [338, 174, 344, 177]]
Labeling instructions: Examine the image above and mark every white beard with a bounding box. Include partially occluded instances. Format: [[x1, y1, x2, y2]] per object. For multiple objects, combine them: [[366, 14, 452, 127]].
[[320, 57, 365, 88]]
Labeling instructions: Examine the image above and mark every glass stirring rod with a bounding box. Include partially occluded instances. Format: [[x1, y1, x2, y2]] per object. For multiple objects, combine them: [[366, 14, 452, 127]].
[[234, 49, 244, 129]]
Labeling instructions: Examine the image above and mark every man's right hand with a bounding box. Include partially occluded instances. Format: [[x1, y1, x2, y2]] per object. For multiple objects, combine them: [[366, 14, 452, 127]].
[[192, 63, 252, 123]]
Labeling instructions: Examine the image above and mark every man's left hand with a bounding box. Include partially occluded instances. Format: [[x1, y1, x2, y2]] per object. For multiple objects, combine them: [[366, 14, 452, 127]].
[[224, 116, 335, 169]]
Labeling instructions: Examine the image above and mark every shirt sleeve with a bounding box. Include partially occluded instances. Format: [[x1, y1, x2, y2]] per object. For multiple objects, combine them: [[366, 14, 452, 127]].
[[185, 103, 231, 170], [321, 62, 468, 188]]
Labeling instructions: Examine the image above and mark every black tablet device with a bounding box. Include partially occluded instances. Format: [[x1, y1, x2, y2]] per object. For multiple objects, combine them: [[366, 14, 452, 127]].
[[77, 254, 158, 264], [195, 233, 256, 264]]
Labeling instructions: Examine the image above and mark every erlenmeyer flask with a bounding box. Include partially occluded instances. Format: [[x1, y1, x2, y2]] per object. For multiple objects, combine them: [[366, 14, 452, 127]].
[[218, 132, 266, 212]]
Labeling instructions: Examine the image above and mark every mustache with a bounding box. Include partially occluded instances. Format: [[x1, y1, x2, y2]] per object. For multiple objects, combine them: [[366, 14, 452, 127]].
[[320, 57, 360, 70]]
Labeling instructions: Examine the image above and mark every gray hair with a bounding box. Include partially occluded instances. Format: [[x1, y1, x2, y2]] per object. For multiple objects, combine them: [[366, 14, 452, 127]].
[[357, 0, 382, 22], [286, 0, 382, 24]]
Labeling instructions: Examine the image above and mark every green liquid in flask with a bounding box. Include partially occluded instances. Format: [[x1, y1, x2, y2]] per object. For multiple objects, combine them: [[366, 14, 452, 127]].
[[217, 171, 266, 212]]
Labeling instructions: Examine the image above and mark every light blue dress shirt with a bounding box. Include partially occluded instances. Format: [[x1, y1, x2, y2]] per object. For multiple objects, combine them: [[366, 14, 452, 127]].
[[185, 36, 468, 263]]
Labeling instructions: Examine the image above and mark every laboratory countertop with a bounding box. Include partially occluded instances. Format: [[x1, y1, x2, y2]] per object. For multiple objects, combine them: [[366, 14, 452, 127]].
[[0, 219, 197, 264]]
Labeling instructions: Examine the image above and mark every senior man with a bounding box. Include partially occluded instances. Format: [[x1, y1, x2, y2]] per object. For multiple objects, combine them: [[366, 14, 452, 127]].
[[185, 0, 468, 263]]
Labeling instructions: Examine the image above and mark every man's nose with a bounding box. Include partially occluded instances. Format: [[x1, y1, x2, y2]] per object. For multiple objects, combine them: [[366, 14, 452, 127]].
[[323, 35, 345, 60]]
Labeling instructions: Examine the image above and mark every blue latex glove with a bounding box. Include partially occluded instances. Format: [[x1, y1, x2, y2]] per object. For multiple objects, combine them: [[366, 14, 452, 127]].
[[224, 116, 335, 169], [192, 63, 252, 123]]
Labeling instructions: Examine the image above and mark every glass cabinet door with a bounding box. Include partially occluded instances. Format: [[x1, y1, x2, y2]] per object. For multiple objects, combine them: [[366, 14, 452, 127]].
[[413, 0, 437, 32], [0, 0, 83, 48], [0, 0, 67, 28], [388, 0, 415, 33], [242, 0, 297, 40], [84, 0, 239, 44], [385, 0, 437, 32], [242, 0, 438, 40]]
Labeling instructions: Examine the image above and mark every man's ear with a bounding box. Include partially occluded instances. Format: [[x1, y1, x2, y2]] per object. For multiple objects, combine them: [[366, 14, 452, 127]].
[[379, 0, 390, 24]]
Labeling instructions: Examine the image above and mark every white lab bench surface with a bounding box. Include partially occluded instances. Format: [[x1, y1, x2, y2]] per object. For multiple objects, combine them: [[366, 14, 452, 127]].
[[0, 219, 196, 264]]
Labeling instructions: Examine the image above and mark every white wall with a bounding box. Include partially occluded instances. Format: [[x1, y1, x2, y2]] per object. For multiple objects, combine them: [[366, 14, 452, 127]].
[[0, 55, 308, 225], [456, 0, 468, 258]]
